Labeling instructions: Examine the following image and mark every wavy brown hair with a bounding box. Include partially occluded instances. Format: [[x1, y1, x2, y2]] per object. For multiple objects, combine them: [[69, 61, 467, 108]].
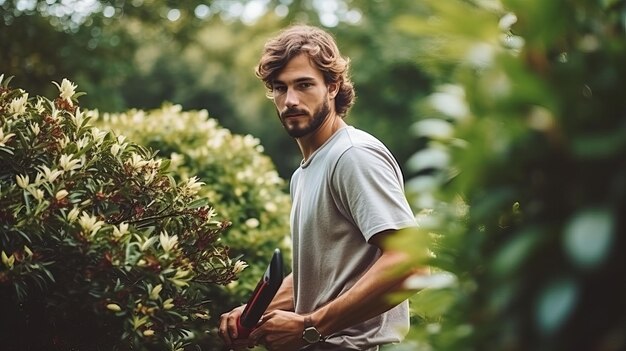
[[255, 25, 356, 117]]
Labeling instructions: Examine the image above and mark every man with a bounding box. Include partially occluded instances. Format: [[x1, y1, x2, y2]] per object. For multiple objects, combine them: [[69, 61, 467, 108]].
[[219, 24, 424, 351]]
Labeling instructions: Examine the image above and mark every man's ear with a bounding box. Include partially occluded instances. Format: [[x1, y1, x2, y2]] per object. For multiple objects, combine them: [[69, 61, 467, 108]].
[[328, 82, 339, 99]]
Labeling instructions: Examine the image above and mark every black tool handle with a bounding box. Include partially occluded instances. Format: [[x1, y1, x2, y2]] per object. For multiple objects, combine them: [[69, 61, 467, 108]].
[[236, 248, 283, 338]]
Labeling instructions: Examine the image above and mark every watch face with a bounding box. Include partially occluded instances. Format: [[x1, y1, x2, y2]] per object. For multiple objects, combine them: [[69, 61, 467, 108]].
[[303, 327, 321, 343]]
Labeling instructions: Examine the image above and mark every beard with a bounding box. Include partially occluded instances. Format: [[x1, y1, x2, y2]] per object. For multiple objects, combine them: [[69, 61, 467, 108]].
[[278, 99, 331, 138]]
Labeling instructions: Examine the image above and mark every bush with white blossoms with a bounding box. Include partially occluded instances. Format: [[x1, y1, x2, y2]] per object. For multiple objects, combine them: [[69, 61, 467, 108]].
[[0, 75, 246, 350], [93, 103, 292, 342]]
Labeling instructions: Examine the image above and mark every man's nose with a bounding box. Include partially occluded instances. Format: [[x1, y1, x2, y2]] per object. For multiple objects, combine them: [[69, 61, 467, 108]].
[[284, 88, 299, 107]]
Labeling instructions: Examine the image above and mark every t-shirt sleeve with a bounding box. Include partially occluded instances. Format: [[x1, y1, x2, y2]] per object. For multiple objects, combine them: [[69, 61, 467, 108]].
[[330, 146, 416, 241]]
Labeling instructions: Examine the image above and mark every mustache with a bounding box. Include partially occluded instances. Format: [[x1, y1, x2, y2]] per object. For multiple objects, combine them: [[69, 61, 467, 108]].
[[280, 108, 308, 119]]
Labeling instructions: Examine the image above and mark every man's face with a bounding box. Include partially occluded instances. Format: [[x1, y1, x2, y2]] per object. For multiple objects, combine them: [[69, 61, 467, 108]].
[[271, 54, 335, 138]]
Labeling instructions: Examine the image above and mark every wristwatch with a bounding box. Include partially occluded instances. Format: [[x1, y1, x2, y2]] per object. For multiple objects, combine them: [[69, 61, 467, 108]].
[[302, 316, 323, 344]]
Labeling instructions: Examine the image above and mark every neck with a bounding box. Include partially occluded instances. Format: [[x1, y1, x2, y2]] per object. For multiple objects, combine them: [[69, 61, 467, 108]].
[[296, 113, 346, 161]]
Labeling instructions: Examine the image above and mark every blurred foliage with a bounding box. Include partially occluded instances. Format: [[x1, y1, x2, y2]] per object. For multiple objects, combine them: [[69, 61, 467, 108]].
[[0, 76, 244, 350], [1, 0, 434, 178], [93, 103, 292, 349], [394, 0, 626, 350]]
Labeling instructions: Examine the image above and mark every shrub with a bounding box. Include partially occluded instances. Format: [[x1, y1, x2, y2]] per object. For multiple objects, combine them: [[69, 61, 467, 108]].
[[0, 75, 245, 350], [92, 101, 292, 347]]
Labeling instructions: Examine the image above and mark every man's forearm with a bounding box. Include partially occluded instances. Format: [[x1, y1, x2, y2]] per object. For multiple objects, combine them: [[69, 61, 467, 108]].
[[310, 248, 425, 337], [267, 273, 295, 312]]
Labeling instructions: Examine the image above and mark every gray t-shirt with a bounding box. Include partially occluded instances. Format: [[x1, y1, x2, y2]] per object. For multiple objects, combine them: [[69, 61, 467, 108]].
[[290, 126, 416, 350]]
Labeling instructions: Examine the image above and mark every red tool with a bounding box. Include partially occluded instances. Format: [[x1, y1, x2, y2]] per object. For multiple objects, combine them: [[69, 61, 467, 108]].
[[236, 248, 284, 338]]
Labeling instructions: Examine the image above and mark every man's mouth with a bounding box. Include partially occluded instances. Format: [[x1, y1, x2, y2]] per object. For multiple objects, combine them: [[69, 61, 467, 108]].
[[282, 109, 307, 119]]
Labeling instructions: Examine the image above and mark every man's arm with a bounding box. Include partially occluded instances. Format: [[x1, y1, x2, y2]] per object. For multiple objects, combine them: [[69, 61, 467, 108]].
[[250, 229, 427, 351], [310, 230, 426, 335], [267, 272, 295, 312]]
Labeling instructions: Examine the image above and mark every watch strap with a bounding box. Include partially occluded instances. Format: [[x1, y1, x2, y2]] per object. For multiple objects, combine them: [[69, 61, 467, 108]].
[[302, 315, 325, 344], [304, 315, 315, 328]]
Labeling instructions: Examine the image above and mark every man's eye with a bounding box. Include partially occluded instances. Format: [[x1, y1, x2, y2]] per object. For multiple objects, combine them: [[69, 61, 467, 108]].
[[273, 86, 286, 93], [299, 83, 312, 89]]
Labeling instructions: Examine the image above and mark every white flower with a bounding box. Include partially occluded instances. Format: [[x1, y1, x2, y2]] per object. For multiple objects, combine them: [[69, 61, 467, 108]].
[[169, 152, 184, 169], [245, 218, 260, 229], [465, 42, 495, 69], [233, 260, 248, 274], [110, 143, 121, 156], [0, 128, 16, 147], [429, 85, 469, 120], [55, 189, 69, 200], [498, 12, 518, 31], [59, 154, 82, 172], [183, 176, 204, 195], [29, 122, 40, 136], [9, 93, 28, 116], [113, 222, 129, 238], [78, 212, 105, 236], [27, 187, 44, 201], [76, 137, 90, 150], [51, 106, 61, 120], [34, 98, 46, 113], [264, 202, 278, 213], [205, 207, 217, 220], [91, 127, 108, 145], [15, 174, 29, 189], [110, 136, 129, 157], [52, 79, 78, 106], [144, 168, 158, 185], [147, 159, 161, 169], [58, 135, 71, 149], [37, 165, 63, 183], [159, 230, 178, 253], [71, 108, 86, 130], [126, 152, 148, 171]]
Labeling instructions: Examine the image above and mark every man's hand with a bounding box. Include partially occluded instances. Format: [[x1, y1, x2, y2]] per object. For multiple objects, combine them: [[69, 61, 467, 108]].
[[249, 310, 307, 351], [219, 305, 256, 350]]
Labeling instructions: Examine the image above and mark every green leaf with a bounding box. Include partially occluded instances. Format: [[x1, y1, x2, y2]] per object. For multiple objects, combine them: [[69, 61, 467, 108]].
[[160, 158, 171, 172], [0, 147, 15, 155], [571, 129, 626, 159], [410, 286, 457, 319], [563, 207, 614, 270], [492, 226, 542, 276], [22, 190, 31, 214], [535, 278, 578, 335], [186, 197, 209, 209]]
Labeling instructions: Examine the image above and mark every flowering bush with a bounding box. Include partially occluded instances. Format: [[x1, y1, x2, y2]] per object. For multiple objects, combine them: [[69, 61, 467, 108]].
[[93, 104, 292, 331], [0, 75, 246, 350]]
